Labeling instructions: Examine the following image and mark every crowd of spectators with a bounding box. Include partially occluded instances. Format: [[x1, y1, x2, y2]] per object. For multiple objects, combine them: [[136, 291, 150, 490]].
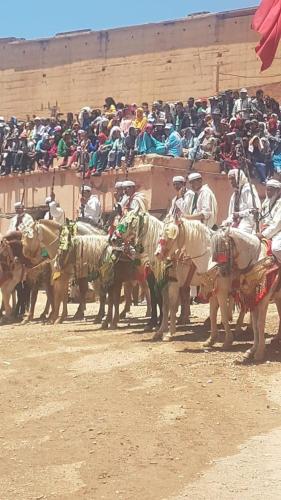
[[1, 89, 281, 183]]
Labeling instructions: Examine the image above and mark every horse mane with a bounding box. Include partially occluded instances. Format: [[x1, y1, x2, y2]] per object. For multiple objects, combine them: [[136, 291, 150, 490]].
[[179, 220, 212, 255], [73, 235, 109, 278], [38, 219, 61, 231], [142, 214, 164, 265]]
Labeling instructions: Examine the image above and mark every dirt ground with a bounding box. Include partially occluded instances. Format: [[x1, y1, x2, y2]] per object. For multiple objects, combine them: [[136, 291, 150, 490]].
[[0, 294, 281, 500]]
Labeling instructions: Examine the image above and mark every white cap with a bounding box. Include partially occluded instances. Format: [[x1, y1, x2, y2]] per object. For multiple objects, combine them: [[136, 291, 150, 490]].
[[188, 172, 202, 182], [266, 179, 281, 189], [81, 185, 91, 193], [228, 169, 237, 178], [240, 88, 248, 93], [45, 196, 52, 204], [14, 202, 24, 208], [173, 176, 185, 183], [0, 116, 4, 122], [34, 116, 41, 121], [123, 180, 135, 187], [115, 181, 124, 189]]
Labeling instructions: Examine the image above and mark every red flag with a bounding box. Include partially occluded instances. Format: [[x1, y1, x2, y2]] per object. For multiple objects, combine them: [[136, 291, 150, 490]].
[[252, 0, 281, 71]]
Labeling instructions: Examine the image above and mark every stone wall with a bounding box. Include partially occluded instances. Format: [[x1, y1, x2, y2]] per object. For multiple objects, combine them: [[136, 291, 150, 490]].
[[1, 8, 281, 119]]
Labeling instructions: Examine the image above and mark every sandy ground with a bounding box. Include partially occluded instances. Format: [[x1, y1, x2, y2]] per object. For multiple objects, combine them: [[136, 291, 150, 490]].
[[0, 294, 281, 500]]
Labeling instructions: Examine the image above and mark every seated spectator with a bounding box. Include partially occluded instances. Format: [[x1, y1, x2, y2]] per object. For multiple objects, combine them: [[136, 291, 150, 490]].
[[108, 127, 124, 169], [133, 108, 147, 132], [104, 97, 117, 117], [57, 131, 73, 168], [136, 124, 165, 155], [248, 135, 267, 183], [120, 106, 134, 136], [175, 102, 190, 132], [124, 126, 137, 168], [181, 128, 195, 155], [164, 124, 183, 157]]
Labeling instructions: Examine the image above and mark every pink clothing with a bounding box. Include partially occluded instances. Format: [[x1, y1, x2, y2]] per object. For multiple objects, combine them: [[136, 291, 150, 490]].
[[120, 118, 133, 136]]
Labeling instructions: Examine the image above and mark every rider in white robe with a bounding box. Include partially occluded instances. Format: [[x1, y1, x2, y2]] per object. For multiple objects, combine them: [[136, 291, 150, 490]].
[[44, 196, 65, 225], [260, 179, 281, 263], [8, 202, 34, 233], [122, 180, 148, 213], [79, 185, 102, 224], [183, 172, 218, 228], [222, 169, 261, 234], [168, 175, 194, 217]]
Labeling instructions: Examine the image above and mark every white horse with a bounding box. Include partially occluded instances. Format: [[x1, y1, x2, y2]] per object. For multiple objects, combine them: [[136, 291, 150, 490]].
[[22, 220, 106, 321], [154, 219, 262, 348], [116, 211, 195, 330], [212, 228, 281, 362]]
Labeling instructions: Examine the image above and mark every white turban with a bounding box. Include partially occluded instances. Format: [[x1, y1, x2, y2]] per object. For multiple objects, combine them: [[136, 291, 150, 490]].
[[228, 169, 248, 187], [115, 181, 124, 189], [81, 185, 91, 193], [14, 202, 24, 208], [173, 176, 185, 183], [123, 180, 135, 187], [188, 172, 202, 182], [266, 179, 281, 189]]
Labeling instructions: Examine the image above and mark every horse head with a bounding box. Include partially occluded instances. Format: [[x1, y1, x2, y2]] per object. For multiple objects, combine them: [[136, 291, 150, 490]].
[[115, 211, 144, 246], [155, 215, 180, 260]]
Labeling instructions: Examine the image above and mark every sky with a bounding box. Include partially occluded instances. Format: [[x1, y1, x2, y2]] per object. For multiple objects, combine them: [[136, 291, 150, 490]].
[[1, 0, 257, 40]]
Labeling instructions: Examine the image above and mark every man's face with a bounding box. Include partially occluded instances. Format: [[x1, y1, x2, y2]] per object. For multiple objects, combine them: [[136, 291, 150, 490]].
[[266, 186, 279, 199], [15, 207, 24, 216], [240, 92, 247, 99], [173, 181, 184, 192], [190, 179, 202, 192], [176, 104, 183, 114], [125, 186, 135, 197], [229, 176, 237, 189]]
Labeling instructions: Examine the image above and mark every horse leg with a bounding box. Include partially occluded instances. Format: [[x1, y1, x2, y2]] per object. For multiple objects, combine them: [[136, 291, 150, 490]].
[[22, 285, 38, 324], [120, 282, 132, 320], [95, 287, 106, 323], [144, 273, 158, 331], [142, 281, 152, 317], [163, 283, 179, 342], [274, 297, 281, 342], [244, 310, 259, 360], [178, 286, 190, 325], [102, 289, 113, 330], [132, 283, 139, 306], [52, 276, 68, 324], [73, 278, 88, 320], [203, 295, 219, 347], [153, 285, 169, 340], [254, 299, 269, 362], [111, 281, 122, 329]]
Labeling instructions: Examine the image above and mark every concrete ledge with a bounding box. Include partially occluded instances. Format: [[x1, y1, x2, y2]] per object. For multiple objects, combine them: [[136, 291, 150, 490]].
[[0, 157, 265, 234]]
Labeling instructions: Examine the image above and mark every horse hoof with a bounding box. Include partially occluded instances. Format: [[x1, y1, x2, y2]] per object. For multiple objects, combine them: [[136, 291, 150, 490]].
[[152, 331, 163, 341], [73, 314, 84, 321], [54, 319, 63, 325], [21, 319, 29, 326], [243, 348, 255, 360], [222, 339, 234, 350], [163, 334, 172, 342], [102, 322, 108, 330], [94, 316, 103, 324], [119, 312, 126, 320], [254, 352, 265, 362], [143, 323, 156, 333], [203, 338, 216, 348]]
